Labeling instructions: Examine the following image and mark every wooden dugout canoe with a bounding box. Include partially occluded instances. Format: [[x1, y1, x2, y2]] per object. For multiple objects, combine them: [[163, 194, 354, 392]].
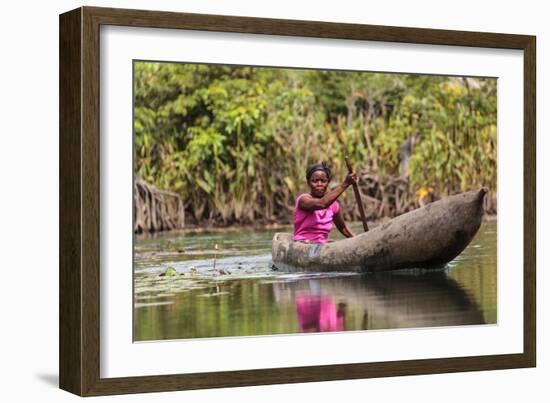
[[271, 188, 488, 273]]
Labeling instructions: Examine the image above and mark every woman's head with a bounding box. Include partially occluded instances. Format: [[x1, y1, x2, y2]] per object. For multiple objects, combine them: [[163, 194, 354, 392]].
[[306, 162, 331, 197]]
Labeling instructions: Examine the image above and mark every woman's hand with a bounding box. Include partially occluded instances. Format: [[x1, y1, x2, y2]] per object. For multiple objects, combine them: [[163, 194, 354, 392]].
[[334, 210, 355, 238], [299, 170, 357, 211], [343, 171, 358, 187]]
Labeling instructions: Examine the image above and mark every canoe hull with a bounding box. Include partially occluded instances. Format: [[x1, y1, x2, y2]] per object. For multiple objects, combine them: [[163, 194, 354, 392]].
[[272, 188, 487, 272]]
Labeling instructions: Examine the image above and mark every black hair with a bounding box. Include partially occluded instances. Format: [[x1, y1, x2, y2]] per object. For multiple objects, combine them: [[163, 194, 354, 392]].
[[306, 162, 332, 181]]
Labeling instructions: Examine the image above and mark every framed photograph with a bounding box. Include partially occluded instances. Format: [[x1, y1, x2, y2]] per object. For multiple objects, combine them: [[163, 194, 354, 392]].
[[59, 6, 536, 396]]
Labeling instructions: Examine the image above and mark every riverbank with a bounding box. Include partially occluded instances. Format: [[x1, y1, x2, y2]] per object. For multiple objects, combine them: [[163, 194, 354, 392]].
[[135, 213, 496, 239], [134, 172, 497, 235]]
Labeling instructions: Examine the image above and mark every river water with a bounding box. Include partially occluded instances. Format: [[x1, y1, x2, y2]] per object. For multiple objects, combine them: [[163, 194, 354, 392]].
[[134, 220, 497, 341]]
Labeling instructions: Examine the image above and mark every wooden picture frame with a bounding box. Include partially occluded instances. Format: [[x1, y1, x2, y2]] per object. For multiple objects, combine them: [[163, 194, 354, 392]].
[[59, 6, 536, 396]]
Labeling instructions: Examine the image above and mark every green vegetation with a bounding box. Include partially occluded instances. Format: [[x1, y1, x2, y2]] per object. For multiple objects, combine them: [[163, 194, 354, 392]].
[[134, 62, 497, 225]]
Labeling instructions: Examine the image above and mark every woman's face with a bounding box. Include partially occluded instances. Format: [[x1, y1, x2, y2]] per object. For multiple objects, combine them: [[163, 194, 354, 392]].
[[307, 170, 329, 198]]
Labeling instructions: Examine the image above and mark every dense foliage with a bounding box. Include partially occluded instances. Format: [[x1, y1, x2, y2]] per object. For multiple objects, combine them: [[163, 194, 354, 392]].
[[134, 62, 497, 225]]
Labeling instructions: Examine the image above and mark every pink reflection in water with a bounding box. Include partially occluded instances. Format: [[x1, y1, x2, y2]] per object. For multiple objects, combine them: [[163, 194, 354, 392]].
[[295, 294, 346, 332]]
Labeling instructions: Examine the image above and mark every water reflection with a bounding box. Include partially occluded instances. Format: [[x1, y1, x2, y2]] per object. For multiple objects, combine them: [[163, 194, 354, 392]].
[[296, 293, 347, 333], [134, 271, 486, 341], [287, 272, 484, 334]]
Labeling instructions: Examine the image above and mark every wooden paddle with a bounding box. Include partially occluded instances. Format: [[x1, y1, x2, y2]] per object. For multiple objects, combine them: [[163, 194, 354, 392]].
[[345, 156, 369, 232]]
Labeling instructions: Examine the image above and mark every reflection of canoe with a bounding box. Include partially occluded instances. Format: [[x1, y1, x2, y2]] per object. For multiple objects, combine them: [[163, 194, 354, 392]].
[[272, 272, 487, 329], [272, 188, 487, 273], [355, 273, 486, 327]]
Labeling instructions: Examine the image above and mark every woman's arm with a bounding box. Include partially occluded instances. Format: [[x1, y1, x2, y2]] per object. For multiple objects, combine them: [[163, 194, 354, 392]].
[[333, 210, 355, 238], [298, 172, 357, 211]]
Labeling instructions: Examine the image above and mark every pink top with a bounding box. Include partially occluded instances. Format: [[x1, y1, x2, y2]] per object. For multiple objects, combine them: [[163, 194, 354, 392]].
[[293, 193, 340, 244]]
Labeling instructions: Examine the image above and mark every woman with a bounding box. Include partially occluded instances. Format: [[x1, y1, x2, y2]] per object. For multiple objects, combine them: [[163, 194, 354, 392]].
[[293, 162, 357, 244]]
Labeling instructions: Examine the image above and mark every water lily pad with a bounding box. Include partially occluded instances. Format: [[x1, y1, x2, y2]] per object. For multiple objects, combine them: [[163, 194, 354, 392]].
[[159, 266, 178, 277]]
